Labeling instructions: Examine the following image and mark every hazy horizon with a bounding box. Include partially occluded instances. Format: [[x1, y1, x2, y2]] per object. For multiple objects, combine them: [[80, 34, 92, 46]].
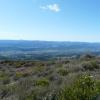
[[0, 0, 100, 42], [0, 39, 100, 43]]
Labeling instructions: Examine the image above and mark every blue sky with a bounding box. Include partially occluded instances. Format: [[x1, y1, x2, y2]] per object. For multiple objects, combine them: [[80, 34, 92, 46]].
[[0, 0, 100, 42]]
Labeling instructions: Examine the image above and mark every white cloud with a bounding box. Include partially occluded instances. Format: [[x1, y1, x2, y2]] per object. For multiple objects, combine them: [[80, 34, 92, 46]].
[[40, 4, 60, 12]]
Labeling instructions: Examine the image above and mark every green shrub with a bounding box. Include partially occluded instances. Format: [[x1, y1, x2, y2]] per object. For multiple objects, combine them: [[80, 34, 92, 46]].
[[34, 66, 45, 73], [24, 91, 37, 100], [74, 75, 98, 100], [15, 62, 24, 68], [83, 61, 99, 71], [57, 74, 100, 100], [81, 54, 95, 60], [57, 68, 68, 76], [15, 71, 29, 79], [35, 78, 49, 87], [91, 61, 99, 69], [0, 71, 10, 84]]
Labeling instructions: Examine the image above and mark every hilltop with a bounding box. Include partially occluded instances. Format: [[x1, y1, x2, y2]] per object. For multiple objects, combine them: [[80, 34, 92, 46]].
[[0, 55, 100, 100]]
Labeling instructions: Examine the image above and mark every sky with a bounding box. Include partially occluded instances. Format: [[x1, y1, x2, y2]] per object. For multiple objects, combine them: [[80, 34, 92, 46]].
[[0, 0, 100, 42]]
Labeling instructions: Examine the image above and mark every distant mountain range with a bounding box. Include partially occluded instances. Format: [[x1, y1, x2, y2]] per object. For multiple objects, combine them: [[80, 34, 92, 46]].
[[0, 40, 100, 60]]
